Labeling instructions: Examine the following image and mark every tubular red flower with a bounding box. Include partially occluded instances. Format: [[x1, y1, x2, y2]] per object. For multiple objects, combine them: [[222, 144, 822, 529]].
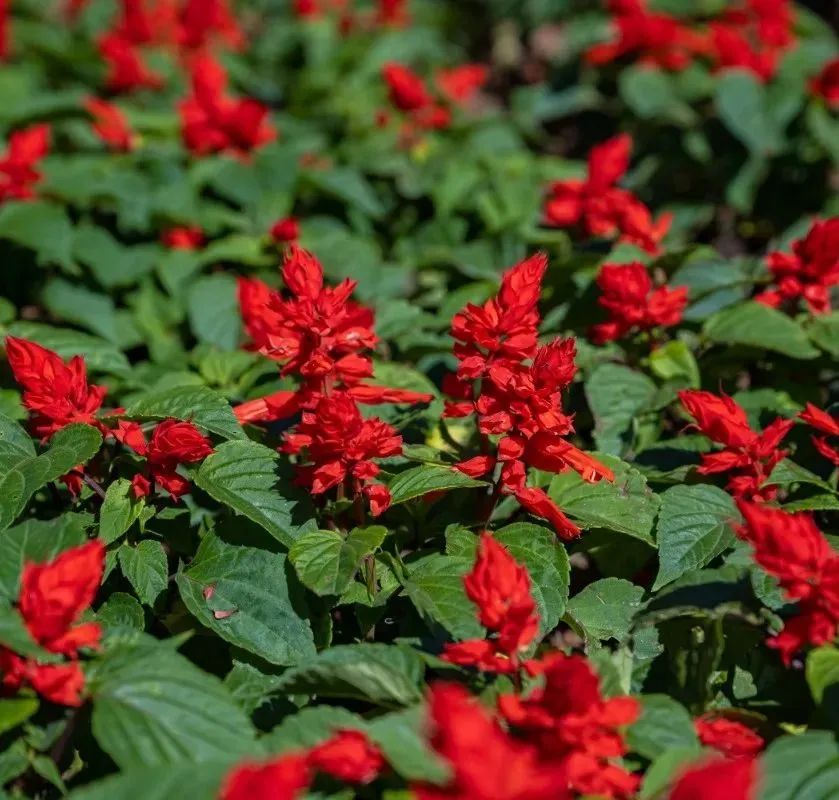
[[695, 715, 764, 759], [161, 226, 205, 250], [800, 403, 839, 466], [5, 336, 107, 439], [98, 33, 163, 93], [220, 753, 311, 800], [177, 0, 245, 52], [435, 64, 488, 105], [85, 97, 135, 152], [307, 730, 385, 784], [669, 756, 758, 800], [811, 57, 839, 109], [270, 216, 301, 244], [0, 124, 50, 202]]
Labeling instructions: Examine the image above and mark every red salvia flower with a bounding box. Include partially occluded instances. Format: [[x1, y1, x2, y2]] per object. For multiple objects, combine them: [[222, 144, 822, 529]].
[[590, 261, 687, 344], [0, 0, 9, 61], [0, 541, 105, 707], [757, 217, 839, 315], [0, 124, 50, 203], [376, 0, 409, 27], [811, 57, 839, 109], [694, 715, 765, 759], [114, 418, 214, 500], [112, 0, 158, 45], [177, 0, 245, 52], [413, 683, 569, 800], [6, 336, 107, 440], [293, 0, 320, 18], [161, 225, 205, 250], [435, 64, 489, 105], [499, 652, 640, 800], [85, 97, 135, 152], [669, 756, 758, 800], [442, 532, 539, 674], [678, 389, 793, 502], [381, 62, 452, 132], [737, 501, 839, 664], [220, 753, 311, 800], [799, 402, 839, 466], [544, 134, 672, 254], [282, 392, 401, 516], [179, 54, 276, 157], [585, 0, 709, 71], [307, 730, 385, 784], [98, 33, 163, 93], [270, 216, 301, 244]]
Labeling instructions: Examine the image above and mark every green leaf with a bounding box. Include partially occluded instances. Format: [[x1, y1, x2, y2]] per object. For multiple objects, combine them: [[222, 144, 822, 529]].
[[176, 535, 315, 666], [807, 647, 839, 705], [290, 526, 387, 597], [118, 541, 168, 607], [126, 385, 245, 441], [648, 340, 700, 388], [585, 364, 656, 455], [704, 302, 820, 359], [401, 554, 484, 640], [715, 69, 783, 155], [263, 706, 365, 753], [306, 167, 386, 219], [0, 605, 54, 660], [99, 479, 145, 545], [566, 578, 645, 644], [67, 763, 232, 800], [639, 747, 704, 800], [276, 643, 425, 707], [619, 66, 696, 125], [388, 465, 486, 506], [761, 731, 839, 800], [192, 440, 298, 547], [627, 694, 699, 760], [653, 484, 740, 590], [807, 312, 839, 357], [0, 414, 35, 471], [366, 706, 450, 783], [90, 638, 256, 769], [0, 698, 38, 736], [96, 592, 146, 631], [186, 274, 242, 352], [0, 515, 88, 600], [548, 454, 660, 544], [0, 201, 74, 268]]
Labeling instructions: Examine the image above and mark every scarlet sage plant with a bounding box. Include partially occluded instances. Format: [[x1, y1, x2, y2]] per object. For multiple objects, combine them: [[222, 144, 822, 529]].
[[0, 0, 838, 798]]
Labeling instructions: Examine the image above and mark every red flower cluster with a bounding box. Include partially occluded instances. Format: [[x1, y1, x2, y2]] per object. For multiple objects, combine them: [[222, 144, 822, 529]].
[[293, 0, 409, 31], [5, 336, 107, 440], [800, 403, 839, 467], [590, 261, 687, 344], [114, 418, 214, 500], [0, 541, 105, 707], [544, 134, 672, 254], [381, 61, 488, 133], [414, 683, 569, 800], [737, 501, 839, 664], [585, 0, 710, 72], [281, 392, 401, 516], [85, 97, 135, 152], [669, 756, 758, 800], [176, 0, 244, 52], [0, 124, 50, 203], [694, 715, 765, 759], [678, 389, 793, 502], [499, 654, 640, 799], [179, 55, 275, 158], [220, 728, 384, 800], [445, 253, 613, 539], [587, 0, 795, 81], [757, 217, 839, 315], [811, 57, 839, 108], [442, 532, 539, 674], [270, 216, 301, 244], [237, 247, 430, 515], [161, 225, 205, 250]]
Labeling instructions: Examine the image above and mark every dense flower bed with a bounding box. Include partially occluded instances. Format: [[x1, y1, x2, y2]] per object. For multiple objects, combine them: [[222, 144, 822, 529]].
[[0, 1, 837, 798]]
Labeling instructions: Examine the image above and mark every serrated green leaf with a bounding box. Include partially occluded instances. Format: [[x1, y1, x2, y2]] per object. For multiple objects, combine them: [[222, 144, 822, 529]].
[[566, 578, 645, 644], [585, 364, 656, 455], [118, 541, 168, 607], [627, 694, 699, 760], [388, 465, 486, 506], [99, 479, 145, 544]]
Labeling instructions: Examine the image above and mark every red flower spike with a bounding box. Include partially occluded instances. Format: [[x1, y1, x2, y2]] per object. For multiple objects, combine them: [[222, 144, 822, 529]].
[[85, 97, 135, 152], [737, 501, 839, 664], [5, 336, 107, 440], [514, 487, 581, 541], [0, 541, 105, 707], [669, 756, 758, 800], [179, 54, 275, 158], [98, 33, 163, 94], [590, 262, 687, 343], [678, 389, 793, 502], [413, 683, 570, 800], [544, 135, 670, 254], [799, 403, 839, 467], [435, 64, 489, 105], [695, 715, 764, 759], [219, 754, 311, 800], [0, 124, 50, 202], [177, 0, 245, 52], [757, 218, 839, 315], [307, 730, 385, 784], [376, 0, 409, 27], [498, 653, 640, 800], [161, 226, 205, 250], [0, 0, 9, 60], [382, 62, 431, 112]]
